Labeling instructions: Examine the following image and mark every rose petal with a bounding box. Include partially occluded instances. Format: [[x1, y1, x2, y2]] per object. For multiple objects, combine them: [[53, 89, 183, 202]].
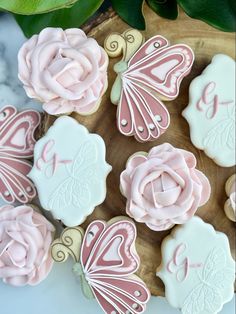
[[127, 201, 146, 220], [18, 27, 108, 115], [37, 27, 66, 45], [3, 275, 29, 287], [192, 169, 211, 205], [6, 243, 27, 268], [154, 186, 182, 207], [0, 205, 54, 287], [146, 220, 174, 231]]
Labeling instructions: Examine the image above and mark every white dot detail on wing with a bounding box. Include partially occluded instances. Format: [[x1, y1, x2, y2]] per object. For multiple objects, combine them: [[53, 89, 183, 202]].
[[155, 115, 162, 122], [134, 290, 141, 297], [149, 123, 155, 130], [121, 119, 128, 126], [138, 126, 144, 132]]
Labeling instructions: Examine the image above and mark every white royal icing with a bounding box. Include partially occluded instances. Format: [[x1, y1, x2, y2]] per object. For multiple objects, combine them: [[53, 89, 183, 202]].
[[182, 54, 235, 167], [157, 216, 235, 314], [29, 116, 112, 227]]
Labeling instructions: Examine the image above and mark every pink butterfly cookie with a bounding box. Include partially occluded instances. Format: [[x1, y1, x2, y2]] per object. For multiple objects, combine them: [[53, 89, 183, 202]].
[[104, 29, 194, 142], [51, 217, 150, 314], [0, 105, 41, 203]]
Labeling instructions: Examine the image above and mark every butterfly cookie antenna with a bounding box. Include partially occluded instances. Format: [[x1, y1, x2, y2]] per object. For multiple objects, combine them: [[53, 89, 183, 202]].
[[104, 29, 144, 62]]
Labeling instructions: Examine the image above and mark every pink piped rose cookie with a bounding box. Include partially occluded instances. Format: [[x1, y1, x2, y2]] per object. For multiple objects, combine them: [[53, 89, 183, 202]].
[[0, 205, 55, 286], [18, 27, 108, 115], [120, 143, 211, 231]]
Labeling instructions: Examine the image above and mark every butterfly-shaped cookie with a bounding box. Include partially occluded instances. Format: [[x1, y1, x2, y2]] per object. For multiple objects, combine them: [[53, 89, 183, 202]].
[[104, 29, 194, 142], [0, 105, 40, 203], [51, 217, 150, 314]]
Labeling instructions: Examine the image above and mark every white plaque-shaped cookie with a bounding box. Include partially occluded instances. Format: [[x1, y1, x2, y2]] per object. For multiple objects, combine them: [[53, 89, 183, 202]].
[[29, 116, 111, 226], [157, 216, 235, 314], [183, 54, 235, 167]]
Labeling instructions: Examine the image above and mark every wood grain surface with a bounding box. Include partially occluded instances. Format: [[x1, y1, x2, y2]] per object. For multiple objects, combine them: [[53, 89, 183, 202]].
[[44, 4, 235, 296]]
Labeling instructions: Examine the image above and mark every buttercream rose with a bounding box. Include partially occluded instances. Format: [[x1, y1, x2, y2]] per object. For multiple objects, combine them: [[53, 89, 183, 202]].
[[18, 27, 108, 115], [120, 143, 211, 231], [0, 205, 55, 286]]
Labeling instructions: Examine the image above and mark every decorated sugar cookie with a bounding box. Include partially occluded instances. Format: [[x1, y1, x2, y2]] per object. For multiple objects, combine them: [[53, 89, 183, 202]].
[[157, 216, 235, 314], [29, 116, 111, 226], [182, 54, 235, 167], [18, 27, 109, 116], [0, 204, 55, 286], [51, 217, 150, 314], [224, 174, 236, 222], [120, 143, 211, 231], [0, 105, 40, 203], [104, 29, 194, 142]]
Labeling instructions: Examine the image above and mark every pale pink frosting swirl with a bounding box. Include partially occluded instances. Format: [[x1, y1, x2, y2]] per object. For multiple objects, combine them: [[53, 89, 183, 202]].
[[18, 27, 108, 115], [0, 205, 55, 286], [120, 143, 211, 231]]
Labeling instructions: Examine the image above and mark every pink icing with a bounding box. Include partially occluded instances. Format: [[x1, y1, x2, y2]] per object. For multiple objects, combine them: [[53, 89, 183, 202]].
[[117, 35, 194, 142], [0, 105, 40, 203], [81, 220, 150, 313], [196, 81, 233, 119], [120, 143, 211, 231], [36, 140, 72, 177], [18, 28, 108, 115], [167, 243, 203, 282], [0, 205, 55, 286], [52, 219, 150, 313]]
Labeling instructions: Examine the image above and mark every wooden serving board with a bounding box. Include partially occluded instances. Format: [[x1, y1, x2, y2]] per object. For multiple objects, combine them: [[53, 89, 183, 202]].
[[44, 4, 235, 296]]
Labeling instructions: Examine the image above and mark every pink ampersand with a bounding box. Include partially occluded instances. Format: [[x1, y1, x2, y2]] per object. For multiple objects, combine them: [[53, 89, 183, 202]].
[[36, 140, 72, 177], [167, 243, 203, 282], [196, 82, 233, 119]]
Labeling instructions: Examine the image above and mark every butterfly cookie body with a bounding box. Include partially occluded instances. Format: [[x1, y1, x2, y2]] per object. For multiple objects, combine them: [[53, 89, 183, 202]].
[[157, 216, 235, 314], [51, 217, 150, 313], [29, 116, 111, 226], [182, 54, 235, 167], [105, 29, 194, 142], [0, 105, 40, 203]]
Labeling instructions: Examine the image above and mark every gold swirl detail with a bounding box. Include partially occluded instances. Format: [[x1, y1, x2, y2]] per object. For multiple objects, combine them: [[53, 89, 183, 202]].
[[104, 29, 144, 62], [51, 227, 84, 263]]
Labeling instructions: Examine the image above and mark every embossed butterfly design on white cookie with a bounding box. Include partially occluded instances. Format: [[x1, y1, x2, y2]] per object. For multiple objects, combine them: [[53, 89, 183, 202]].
[[29, 116, 111, 226], [157, 217, 235, 314]]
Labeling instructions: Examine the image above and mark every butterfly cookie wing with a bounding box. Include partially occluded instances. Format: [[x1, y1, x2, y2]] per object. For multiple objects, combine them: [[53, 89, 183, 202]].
[[118, 81, 170, 142], [80, 219, 139, 276], [128, 35, 169, 67], [0, 106, 41, 158], [0, 156, 36, 203], [125, 39, 194, 100], [91, 276, 150, 314], [80, 219, 149, 313]]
